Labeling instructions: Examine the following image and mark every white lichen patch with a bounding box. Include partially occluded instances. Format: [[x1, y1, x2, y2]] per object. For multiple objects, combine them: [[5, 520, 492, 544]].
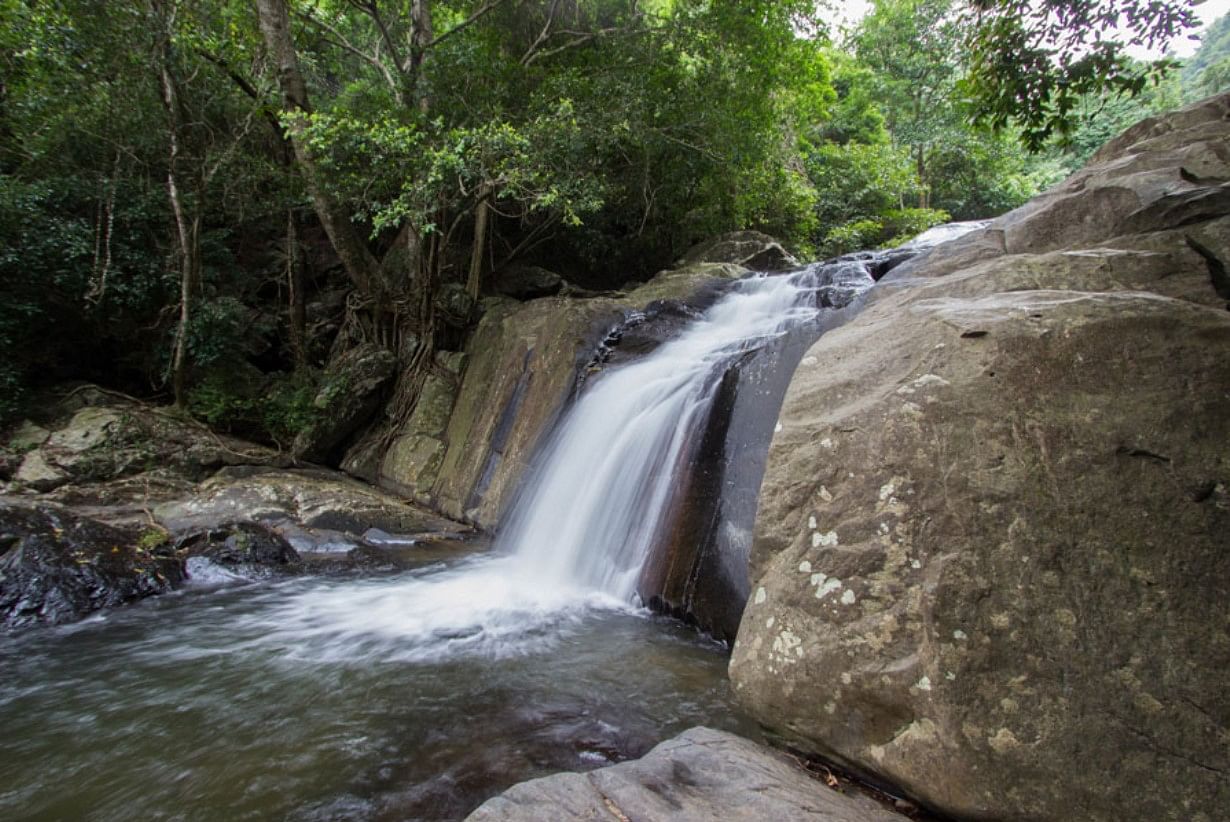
[[878, 481, 896, 502], [810, 573, 823, 585], [988, 728, 1020, 754], [841, 589, 857, 605], [915, 676, 932, 692], [811, 530, 838, 548], [879, 522, 890, 535], [814, 576, 843, 600], [766, 616, 775, 628], [910, 559, 922, 569], [771, 629, 803, 665], [899, 401, 924, 419], [754, 586, 767, 605], [840, 672, 852, 685], [802, 356, 818, 366], [819, 485, 833, 502], [774, 422, 783, 433], [820, 437, 833, 449], [798, 560, 812, 573], [824, 701, 837, 714], [807, 515, 817, 530], [913, 374, 951, 389], [953, 629, 967, 641], [946, 671, 957, 681]]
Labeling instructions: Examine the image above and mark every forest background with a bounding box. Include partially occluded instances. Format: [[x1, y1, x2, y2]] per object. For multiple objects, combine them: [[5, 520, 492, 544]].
[[1, 0, 1227, 444]]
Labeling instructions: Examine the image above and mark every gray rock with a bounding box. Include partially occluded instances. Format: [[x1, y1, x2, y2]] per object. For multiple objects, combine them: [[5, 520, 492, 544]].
[[680, 230, 799, 271], [8, 399, 284, 493], [495, 265, 565, 300], [153, 466, 468, 542], [466, 727, 907, 821], [292, 344, 397, 463], [730, 91, 1230, 822]]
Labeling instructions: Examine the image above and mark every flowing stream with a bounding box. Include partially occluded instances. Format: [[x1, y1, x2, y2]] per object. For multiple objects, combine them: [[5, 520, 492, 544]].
[[0, 235, 973, 818]]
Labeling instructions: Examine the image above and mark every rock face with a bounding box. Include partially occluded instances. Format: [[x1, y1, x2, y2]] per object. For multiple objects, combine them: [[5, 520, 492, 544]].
[[292, 343, 397, 462], [372, 262, 749, 527], [8, 400, 284, 492], [0, 502, 184, 629], [466, 727, 908, 822], [730, 93, 1230, 820], [681, 230, 800, 272]]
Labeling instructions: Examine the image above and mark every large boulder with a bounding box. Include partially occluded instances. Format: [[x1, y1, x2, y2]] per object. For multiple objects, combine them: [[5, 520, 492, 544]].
[[466, 727, 908, 822], [153, 466, 468, 544], [730, 92, 1230, 821], [8, 398, 284, 493], [0, 502, 184, 629], [680, 230, 800, 272], [292, 343, 397, 463]]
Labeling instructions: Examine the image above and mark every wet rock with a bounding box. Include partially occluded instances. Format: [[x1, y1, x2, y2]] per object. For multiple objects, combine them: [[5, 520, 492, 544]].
[[466, 727, 907, 821], [176, 522, 299, 568], [0, 501, 184, 629], [731, 92, 1230, 822], [681, 230, 799, 272], [292, 343, 397, 463], [494, 265, 565, 300]]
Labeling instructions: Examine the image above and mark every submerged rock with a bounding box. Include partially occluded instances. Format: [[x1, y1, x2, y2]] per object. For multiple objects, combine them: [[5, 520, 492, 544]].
[[731, 92, 1230, 821], [466, 727, 907, 821], [0, 502, 184, 629]]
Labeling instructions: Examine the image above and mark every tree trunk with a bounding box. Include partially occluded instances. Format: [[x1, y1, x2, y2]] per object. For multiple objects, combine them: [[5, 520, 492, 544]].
[[286, 209, 308, 371], [466, 190, 490, 299], [255, 0, 386, 303], [155, 11, 197, 409]]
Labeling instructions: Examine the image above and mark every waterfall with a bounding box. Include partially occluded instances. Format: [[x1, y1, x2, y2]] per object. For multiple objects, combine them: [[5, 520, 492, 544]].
[[244, 226, 986, 661], [495, 268, 828, 599]]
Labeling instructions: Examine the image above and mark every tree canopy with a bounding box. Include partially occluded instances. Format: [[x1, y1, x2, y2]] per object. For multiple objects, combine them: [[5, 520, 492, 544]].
[[0, 0, 1214, 435]]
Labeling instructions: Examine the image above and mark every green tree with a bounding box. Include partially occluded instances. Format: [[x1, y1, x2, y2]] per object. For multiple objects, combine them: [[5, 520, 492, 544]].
[[964, 0, 1200, 149]]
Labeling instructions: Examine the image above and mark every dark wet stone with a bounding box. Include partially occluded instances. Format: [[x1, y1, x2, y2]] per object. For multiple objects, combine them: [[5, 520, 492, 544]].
[[176, 521, 300, 567], [0, 501, 185, 629]]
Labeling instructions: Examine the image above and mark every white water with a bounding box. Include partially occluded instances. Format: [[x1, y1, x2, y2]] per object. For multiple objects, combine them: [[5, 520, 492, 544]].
[[498, 269, 825, 597], [228, 268, 828, 663]]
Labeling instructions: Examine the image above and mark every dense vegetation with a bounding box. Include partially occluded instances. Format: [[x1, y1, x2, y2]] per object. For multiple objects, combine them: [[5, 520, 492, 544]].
[[0, 0, 1218, 438]]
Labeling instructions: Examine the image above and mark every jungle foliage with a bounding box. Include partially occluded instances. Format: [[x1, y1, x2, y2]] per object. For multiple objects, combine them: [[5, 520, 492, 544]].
[[0, 0, 1212, 434]]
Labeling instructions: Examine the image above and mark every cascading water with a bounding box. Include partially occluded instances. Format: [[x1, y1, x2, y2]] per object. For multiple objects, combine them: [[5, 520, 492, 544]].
[[497, 268, 828, 599], [229, 265, 847, 661]]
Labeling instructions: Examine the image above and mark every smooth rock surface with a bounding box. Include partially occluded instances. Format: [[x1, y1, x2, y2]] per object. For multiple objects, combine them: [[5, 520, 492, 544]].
[[466, 727, 907, 822], [730, 92, 1230, 821], [154, 466, 467, 541]]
